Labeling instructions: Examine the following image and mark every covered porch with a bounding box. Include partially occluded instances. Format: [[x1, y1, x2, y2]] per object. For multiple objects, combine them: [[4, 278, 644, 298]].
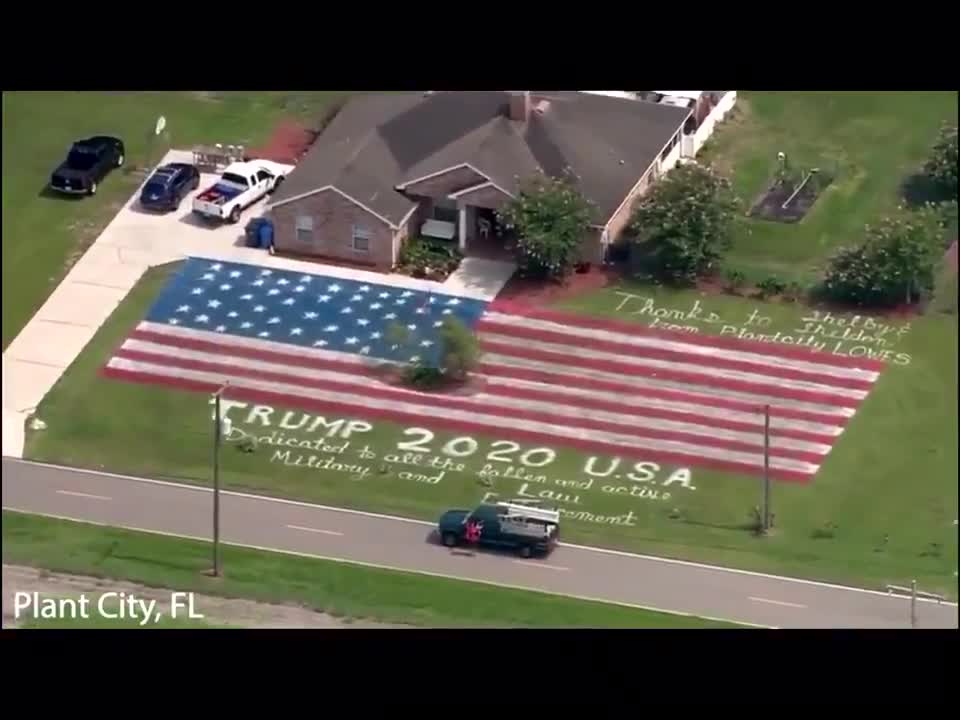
[[417, 181, 516, 261]]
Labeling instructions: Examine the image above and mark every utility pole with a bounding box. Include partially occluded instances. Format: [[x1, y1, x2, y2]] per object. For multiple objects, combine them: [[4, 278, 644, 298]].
[[761, 404, 771, 534], [885, 580, 946, 628], [209, 382, 230, 577]]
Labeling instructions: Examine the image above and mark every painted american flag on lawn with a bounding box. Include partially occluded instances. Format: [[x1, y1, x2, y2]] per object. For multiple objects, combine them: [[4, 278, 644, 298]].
[[102, 258, 887, 483]]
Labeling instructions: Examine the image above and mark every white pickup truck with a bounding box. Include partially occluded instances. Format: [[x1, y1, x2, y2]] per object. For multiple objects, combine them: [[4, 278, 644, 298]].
[[192, 160, 291, 224]]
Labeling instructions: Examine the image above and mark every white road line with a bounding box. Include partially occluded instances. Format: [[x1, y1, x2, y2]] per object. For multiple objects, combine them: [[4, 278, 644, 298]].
[[514, 560, 570, 572], [6, 458, 958, 608], [749, 596, 807, 609], [1, 506, 771, 628], [286, 524, 344, 537], [56, 490, 112, 501]]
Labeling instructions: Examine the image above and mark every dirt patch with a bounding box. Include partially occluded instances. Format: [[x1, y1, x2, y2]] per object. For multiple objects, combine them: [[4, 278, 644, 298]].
[[494, 266, 623, 306], [945, 239, 958, 273], [748, 171, 834, 223], [246, 119, 316, 165], [1, 564, 404, 629]]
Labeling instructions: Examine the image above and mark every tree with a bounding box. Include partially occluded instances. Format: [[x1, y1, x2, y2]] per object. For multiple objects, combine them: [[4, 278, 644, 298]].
[[437, 316, 481, 380], [629, 163, 740, 284], [496, 171, 594, 281], [821, 206, 944, 307], [923, 123, 958, 201]]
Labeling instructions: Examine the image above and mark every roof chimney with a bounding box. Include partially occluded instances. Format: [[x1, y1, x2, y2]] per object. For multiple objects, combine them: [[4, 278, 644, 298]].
[[508, 91, 531, 122]]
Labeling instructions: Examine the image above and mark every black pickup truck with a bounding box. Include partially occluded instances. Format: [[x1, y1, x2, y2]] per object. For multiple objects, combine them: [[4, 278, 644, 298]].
[[49, 136, 125, 196]]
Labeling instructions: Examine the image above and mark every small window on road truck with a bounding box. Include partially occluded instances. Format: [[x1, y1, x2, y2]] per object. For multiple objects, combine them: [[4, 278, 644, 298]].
[[222, 172, 249, 187]]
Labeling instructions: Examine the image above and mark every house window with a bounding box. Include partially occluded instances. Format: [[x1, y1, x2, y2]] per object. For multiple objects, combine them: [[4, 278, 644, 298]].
[[352, 225, 371, 253], [295, 216, 314, 244]]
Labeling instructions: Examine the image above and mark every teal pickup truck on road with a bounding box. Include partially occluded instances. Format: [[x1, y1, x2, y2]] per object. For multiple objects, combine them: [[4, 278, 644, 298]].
[[437, 500, 561, 559]]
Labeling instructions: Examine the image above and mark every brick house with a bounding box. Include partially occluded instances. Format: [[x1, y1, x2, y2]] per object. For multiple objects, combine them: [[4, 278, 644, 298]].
[[265, 91, 692, 270]]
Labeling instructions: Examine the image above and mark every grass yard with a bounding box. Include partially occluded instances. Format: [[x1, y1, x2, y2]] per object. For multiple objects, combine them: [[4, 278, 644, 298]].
[[1, 91, 345, 349], [699, 91, 958, 284], [24, 261, 959, 597], [2, 512, 736, 628]]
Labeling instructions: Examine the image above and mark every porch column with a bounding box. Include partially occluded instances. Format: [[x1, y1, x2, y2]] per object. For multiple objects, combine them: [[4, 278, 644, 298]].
[[458, 206, 467, 253]]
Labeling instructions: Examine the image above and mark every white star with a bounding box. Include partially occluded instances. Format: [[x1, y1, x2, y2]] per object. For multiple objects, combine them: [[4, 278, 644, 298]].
[[215, 325, 227, 333], [409, 355, 421, 363], [359, 285, 371, 292], [384, 312, 397, 320], [407, 324, 417, 331], [210, 263, 223, 271], [290, 327, 303, 336], [240, 321, 253, 329], [268, 317, 281, 325], [313, 339, 328, 347], [260, 269, 273, 276], [227, 311, 239, 318], [357, 318, 370, 326], [304, 311, 319, 320], [379, 292, 390, 299], [340, 307, 354, 314], [207, 299, 221, 309], [282, 298, 296, 306], [258, 331, 270, 338], [420, 339, 434, 347], [229, 270, 242, 278], [277, 278, 290, 286], [254, 305, 266, 313], [328, 283, 342, 293], [415, 308, 426, 315], [447, 298, 461, 306], [168, 318, 180, 325], [369, 302, 383, 310], [299, 275, 313, 284], [191, 288, 204, 295], [176, 304, 191, 313], [442, 309, 453, 315], [267, 288, 281, 296], [433, 321, 444, 328], [370, 331, 382, 340], [345, 337, 359, 345], [252, 279, 265, 287], [401, 291, 414, 298], [202, 273, 216, 281], [359, 346, 371, 355], [395, 299, 406, 305], [219, 283, 232, 291], [428, 297, 437, 304], [318, 295, 331, 303], [294, 285, 306, 293], [195, 314, 210, 323], [324, 324, 339, 332], [240, 294, 254, 301], [351, 294, 363, 302]]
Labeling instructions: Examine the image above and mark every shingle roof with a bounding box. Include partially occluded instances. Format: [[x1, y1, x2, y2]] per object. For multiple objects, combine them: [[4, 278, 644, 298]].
[[269, 91, 691, 226]]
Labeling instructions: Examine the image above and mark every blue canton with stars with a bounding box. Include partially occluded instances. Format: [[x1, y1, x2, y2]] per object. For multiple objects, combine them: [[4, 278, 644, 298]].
[[145, 258, 490, 365]]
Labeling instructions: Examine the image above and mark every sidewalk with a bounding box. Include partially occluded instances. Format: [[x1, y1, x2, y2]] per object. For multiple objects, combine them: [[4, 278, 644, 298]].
[[2, 150, 515, 458]]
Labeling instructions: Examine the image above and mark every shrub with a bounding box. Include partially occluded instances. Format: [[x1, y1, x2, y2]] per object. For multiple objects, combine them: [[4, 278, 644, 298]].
[[723, 269, 746, 293], [756, 275, 787, 298], [399, 237, 462, 278], [923, 123, 958, 201]]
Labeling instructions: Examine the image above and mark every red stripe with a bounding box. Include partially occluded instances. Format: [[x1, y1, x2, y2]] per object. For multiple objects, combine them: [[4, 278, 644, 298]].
[[132, 326, 849, 426], [109, 348, 825, 464], [476, 318, 875, 391], [483, 381, 837, 446], [489, 301, 887, 372], [480, 339, 861, 409], [100, 365, 814, 483]]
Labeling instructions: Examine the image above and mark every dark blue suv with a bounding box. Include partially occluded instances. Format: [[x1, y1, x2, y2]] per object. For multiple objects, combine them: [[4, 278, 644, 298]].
[[140, 163, 200, 212]]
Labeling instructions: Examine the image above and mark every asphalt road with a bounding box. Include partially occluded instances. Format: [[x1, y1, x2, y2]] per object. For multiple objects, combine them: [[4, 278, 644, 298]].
[[2, 458, 957, 629]]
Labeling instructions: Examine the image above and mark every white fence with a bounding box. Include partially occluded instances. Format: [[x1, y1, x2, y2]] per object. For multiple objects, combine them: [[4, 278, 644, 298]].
[[681, 91, 738, 158]]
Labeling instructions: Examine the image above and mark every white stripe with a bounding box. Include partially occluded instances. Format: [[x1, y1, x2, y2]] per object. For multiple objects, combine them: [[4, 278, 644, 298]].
[[749, 596, 807, 609], [286, 524, 344, 537], [483, 311, 881, 382], [107, 356, 820, 474], [55, 490, 111, 501], [484, 353, 857, 418], [486, 376, 844, 437], [119, 338, 833, 455], [480, 331, 870, 399]]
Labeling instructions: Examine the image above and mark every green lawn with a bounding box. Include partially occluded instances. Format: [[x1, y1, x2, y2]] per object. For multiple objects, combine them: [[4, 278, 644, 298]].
[[2, 512, 737, 628], [699, 91, 957, 283], [1, 91, 344, 349], [24, 261, 958, 597]]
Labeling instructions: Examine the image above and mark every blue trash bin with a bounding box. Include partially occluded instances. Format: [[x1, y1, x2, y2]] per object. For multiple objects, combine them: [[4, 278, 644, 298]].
[[258, 219, 274, 249], [244, 218, 267, 248]]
